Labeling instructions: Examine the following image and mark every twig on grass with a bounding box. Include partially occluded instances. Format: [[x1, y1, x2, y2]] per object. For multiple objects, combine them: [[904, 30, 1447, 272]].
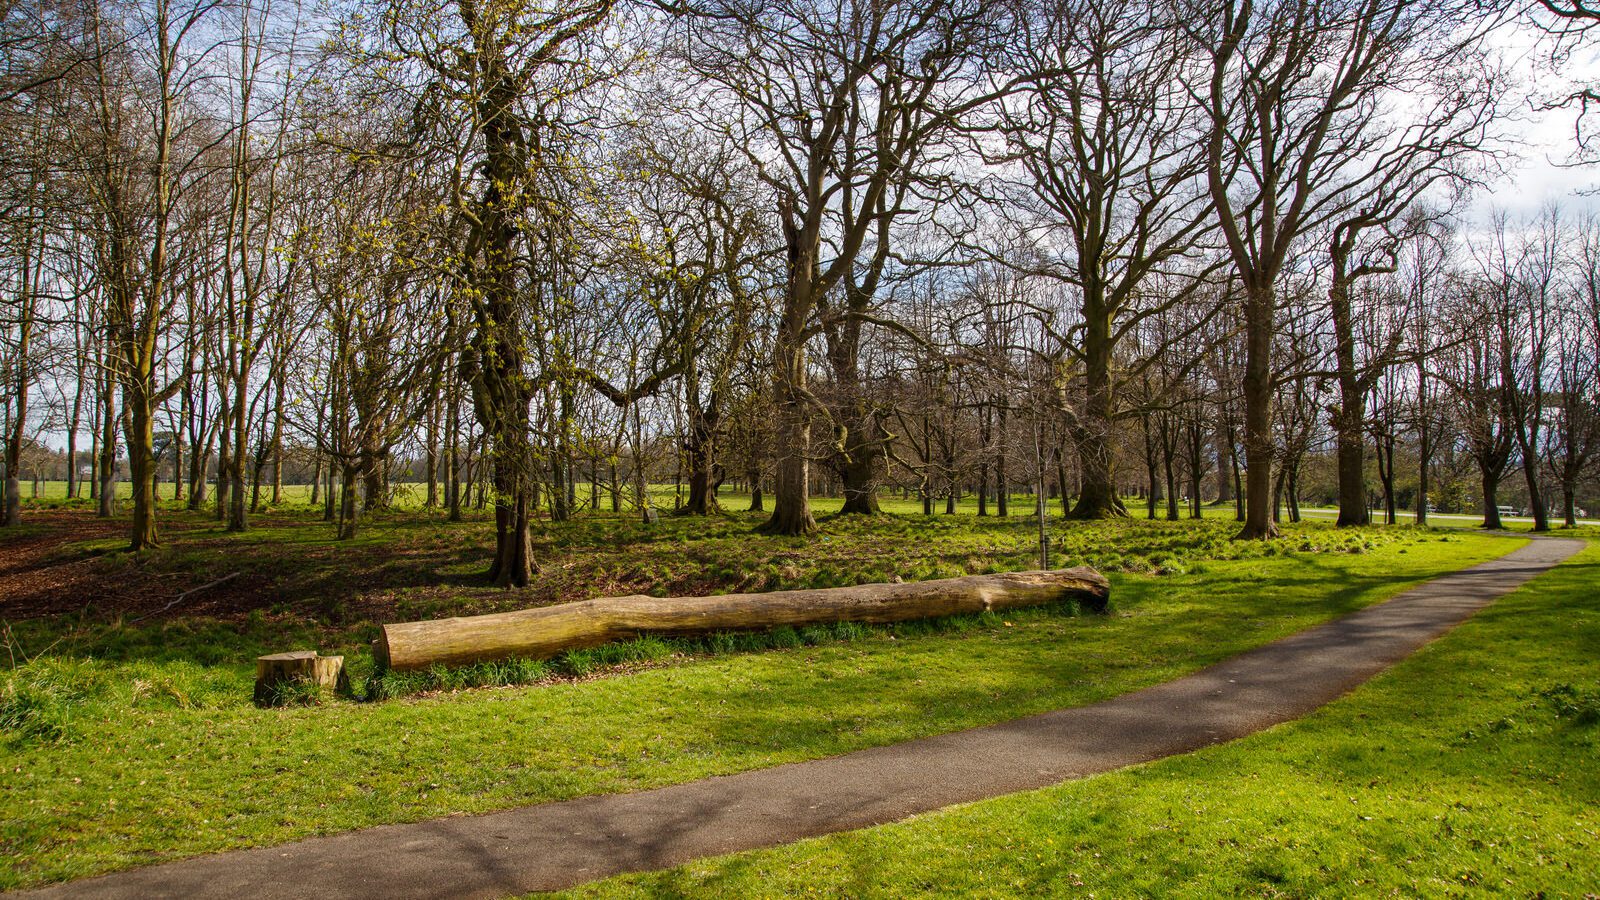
[[127, 571, 242, 624]]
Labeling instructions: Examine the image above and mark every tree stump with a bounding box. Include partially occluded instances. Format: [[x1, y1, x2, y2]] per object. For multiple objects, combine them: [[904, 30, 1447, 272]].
[[254, 651, 348, 707]]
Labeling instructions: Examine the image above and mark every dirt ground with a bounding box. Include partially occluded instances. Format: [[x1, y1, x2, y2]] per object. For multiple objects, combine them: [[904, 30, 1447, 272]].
[[0, 509, 358, 623], [1, 506, 648, 627], [0, 511, 177, 619]]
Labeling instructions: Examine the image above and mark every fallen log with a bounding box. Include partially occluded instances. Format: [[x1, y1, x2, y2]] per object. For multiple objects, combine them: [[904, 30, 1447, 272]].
[[376, 567, 1109, 672]]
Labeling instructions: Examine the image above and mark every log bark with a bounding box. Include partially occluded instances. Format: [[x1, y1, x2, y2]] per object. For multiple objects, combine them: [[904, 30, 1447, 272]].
[[254, 651, 347, 706], [378, 568, 1110, 671]]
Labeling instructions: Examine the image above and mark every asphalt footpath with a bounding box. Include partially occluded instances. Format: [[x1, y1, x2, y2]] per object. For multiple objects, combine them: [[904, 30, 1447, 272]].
[[19, 537, 1582, 899]]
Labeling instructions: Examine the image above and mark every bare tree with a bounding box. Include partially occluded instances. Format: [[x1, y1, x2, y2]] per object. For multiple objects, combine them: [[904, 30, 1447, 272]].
[[992, 0, 1220, 519], [366, 0, 616, 584], [66, 0, 227, 548], [1547, 214, 1600, 525], [1192, 0, 1507, 537], [1471, 208, 1560, 530], [670, 0, 1018, 533]]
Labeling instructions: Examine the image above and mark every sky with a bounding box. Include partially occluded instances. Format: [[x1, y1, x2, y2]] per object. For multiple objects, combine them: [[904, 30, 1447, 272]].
[[1477, 19, 1600, 220]]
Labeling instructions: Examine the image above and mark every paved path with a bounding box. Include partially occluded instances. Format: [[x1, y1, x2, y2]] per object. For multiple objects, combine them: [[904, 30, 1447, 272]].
[[22, 537, 1583, 899]]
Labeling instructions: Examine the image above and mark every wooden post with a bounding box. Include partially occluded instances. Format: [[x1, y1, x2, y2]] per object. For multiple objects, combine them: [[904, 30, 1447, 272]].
[[254, 650, 348, 707]]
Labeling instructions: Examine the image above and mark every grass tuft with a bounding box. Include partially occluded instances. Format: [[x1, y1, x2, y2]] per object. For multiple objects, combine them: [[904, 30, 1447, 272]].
[[1537, 682, 1600, 726], [0, 659, 101, 746]]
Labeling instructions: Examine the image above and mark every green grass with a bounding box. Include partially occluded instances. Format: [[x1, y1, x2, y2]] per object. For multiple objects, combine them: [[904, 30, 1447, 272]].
[[558, 539, 1600, 899], [0, 520, 1515, 889]]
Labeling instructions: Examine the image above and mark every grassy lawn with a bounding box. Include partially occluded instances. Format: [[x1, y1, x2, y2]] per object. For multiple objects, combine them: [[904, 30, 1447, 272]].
[[559, 539, 1600, 899], [0, 508, 1518, 890]]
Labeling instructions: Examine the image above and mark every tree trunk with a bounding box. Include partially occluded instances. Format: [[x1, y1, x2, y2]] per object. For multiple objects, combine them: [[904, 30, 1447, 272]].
[[250, 437, 267, 514], [1068, 316, 1127, 519], [447, 397, 463, 522], [126, 381, 160, 550], [1518, 442, 1549, 532], [66, 399, 82, 502], [976, 459, 990, 517], [270, 401, 283, 507], [761, 200, 819, 536], [759, 321, 816, 535], [1287, 462, 1302, 523], [681, 398, 721, 516], [746, 468, 764, 512], [3, 355, 22, 523], [1055, 447, 1071, 517], [1334, 424, 1369, 527], [378, 568, 1112, 671], [2, 468, 16, 529], [172, 414, 185, 503], [826, 283, 885, 517], [995, 401, 1009, 517], [1272, 464, 1286, 524], [363, 463, 383, 512], [489, 455, 534, 586], [1238, 284, 1277, 538], [1187, 424, 1204, 519], [227, 374, 248, 532], [1415, 400, 1431, 526], [1376, 432, 1396, 525], [425, 404, 439, 509], [1229, 423, 1244, 521], [337, 464, 359, 540], [187, 419, 211, 510], [215, 412, 230, 522], [1481, 470, 1503, 530], [1070, 435, 1126, 520], [1162, 422, 1179, 522], [836, 411, 885, 516], [5, 181, 39, 526], [323, 461, 335, 522], [98, 370, 117, 518], [1329, 251, 1371, 528], [1215, 424, 1233, 505], [1144, 423, 1160, 520], [64, 429, 78, 503]]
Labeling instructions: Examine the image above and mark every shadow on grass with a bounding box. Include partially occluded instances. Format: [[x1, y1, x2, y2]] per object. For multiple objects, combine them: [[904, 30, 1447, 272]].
[[690, 556, 1441, 757]]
